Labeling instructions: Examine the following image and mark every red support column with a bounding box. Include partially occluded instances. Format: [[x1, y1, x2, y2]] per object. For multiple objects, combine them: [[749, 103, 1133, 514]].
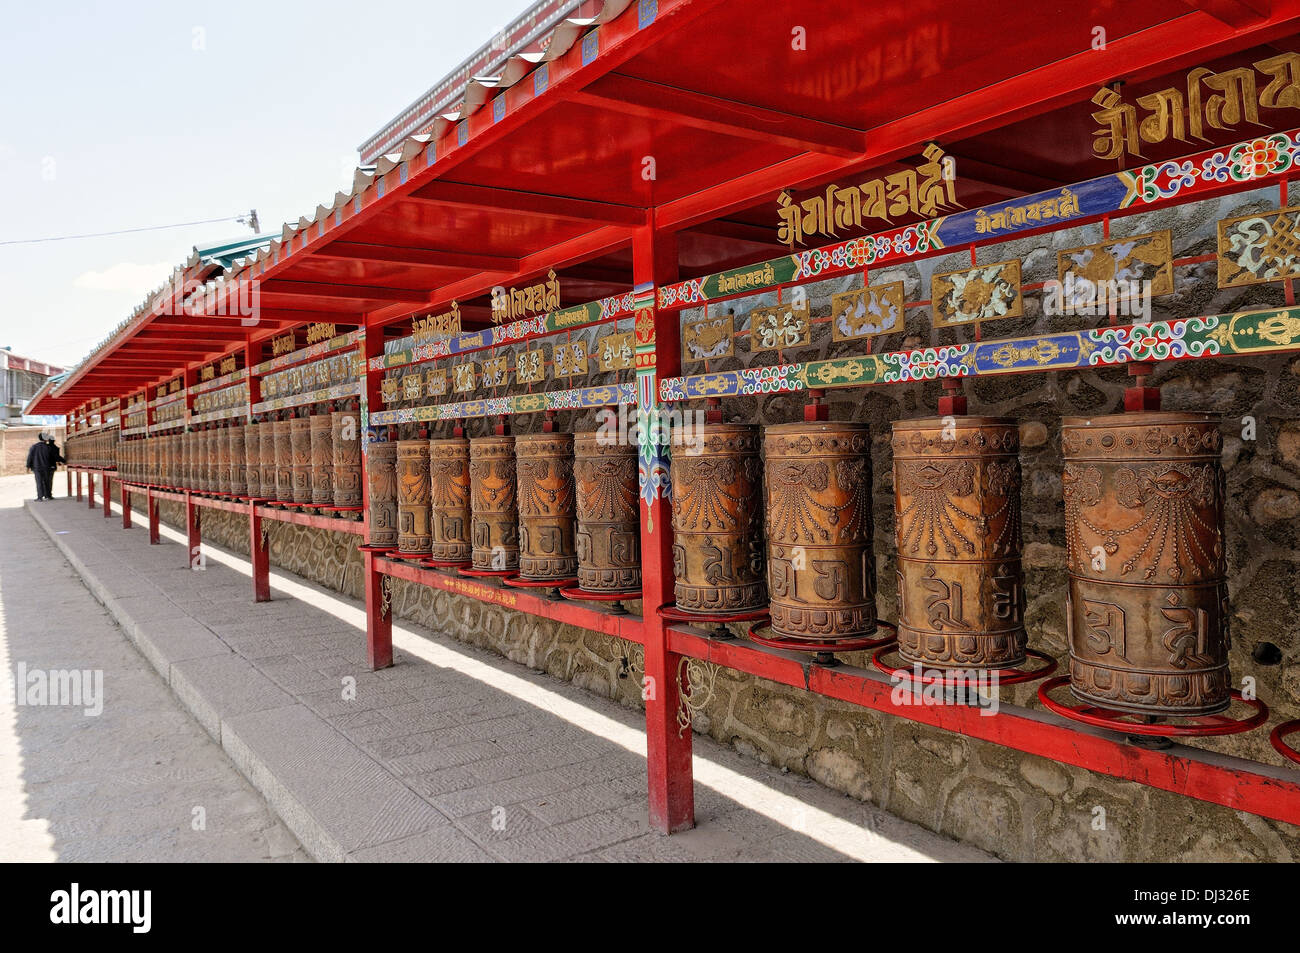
[[148, 489, 160, 545], [250, 506, 270, 602], [633, 221, 694, 833], [87, 472, 95, 510], [365, 551, 394, 671], [120, 479, 131, 529], [66, 467, 71, 498], [186, 492, 201, 570], [75, 469, 82, 501], [103, 473, 112, 518]]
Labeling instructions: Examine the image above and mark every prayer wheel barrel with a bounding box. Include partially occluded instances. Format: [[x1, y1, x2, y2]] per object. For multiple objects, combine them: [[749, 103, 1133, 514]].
[[763, 422, 877, 646], [515, 433, 577, 580], [365, 441, 398, 549], [258, 422, 277, 500], [273, 420, 293, 503], [1062, 413, 1230, 715], [243, 423, 262, 498], [573, 435, 640, 593], [669, 423, 765, 613], [229, 425, 247, 497], [331, 410, 362, 507], [310, 415, 334, 506], [290, 417, 313, 504], [215, 426, 231, 495], [891, 417, 1027, 669], [469, 436, 519, 572], [396, 440, 432, 556], [429, 438, 471, 562]]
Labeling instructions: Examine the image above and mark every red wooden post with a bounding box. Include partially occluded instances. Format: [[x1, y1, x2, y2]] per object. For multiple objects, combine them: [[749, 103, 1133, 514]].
[[186, 492, 201, 570], [103, 473, 112, 518], [250, 505, 270, 602], [365, 551, 394, 670], [121, 479, 131, 529], [633, 221, 694, 833], [87, 472, 95, 510], [75, 469, 82, 501], [65, 467, 71, 498], [148, 489, 160, 544]]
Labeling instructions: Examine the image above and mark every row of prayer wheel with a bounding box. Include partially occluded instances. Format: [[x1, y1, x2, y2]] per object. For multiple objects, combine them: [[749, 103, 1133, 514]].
[[66, 429, 118, 469], [367, 432, 642, 591], [366, 413, 1226, 718], [110, 413, 362, 507]]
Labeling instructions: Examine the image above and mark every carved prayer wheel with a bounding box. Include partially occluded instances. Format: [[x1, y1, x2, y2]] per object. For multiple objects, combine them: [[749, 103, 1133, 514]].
[[229, 425, 247, 497], [215, 426, 231, 495], [366, 440, 398, 549], [515, 433, 577, 580], [1062, 413, 1230, 716], [396, 439, 432, 556], [259, 423, 277, 500], [273, 420, 293, 503], [573, 434, 640, 592], [331, 410, 363, 507], [669, 423, 765, 613], [192, 429, 206, 492], [469, 436, 519, 572], [244, 423, 261, 497], [763, 422, 876, 645], [290, 417, 312, 504], [310, 415, 334, 506], [429, 437, 471, 562], [891, 417, 1027, 669]]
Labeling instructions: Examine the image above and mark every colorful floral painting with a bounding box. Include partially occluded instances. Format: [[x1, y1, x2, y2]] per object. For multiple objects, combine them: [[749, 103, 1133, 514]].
[[932, 259, 1023, 327]]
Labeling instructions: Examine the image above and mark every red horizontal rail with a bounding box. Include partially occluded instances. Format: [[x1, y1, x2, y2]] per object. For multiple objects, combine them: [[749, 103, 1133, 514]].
[[377, 556, 644, 643], [120, 482, 366, 533], [667, 626, 1300, 827]]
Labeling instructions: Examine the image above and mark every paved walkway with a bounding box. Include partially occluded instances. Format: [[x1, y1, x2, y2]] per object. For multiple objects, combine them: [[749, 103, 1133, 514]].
[[0, 473, 307, 861], [11, 470, 994, 862]]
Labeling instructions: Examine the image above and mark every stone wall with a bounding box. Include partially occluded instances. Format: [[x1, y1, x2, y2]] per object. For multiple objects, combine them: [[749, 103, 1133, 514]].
[[1, 425, 66, 477]]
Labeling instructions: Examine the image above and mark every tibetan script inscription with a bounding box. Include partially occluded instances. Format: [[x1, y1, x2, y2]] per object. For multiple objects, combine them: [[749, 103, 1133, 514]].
[[491, 270, 560, 324], [412, 302, 461, 340]]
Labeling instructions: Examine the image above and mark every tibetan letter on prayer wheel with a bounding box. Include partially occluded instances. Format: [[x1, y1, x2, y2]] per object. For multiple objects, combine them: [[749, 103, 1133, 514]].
[[290, 417, 313, 504], [764, 422, 876, 645], [669, 424, 765, 613], [396, 440, 432, 556], [273, 420, 293, 502], [310, 415, 334, 506], [366, 441, 398, 549], [331, 410, 362, 507], [573, 434, 640, 593], [515, 433, 577, 580], [1062, 413, 1230, 716], [891, 417, 1026, 669], [229, 425, 246, 497], [469, 436, 519, 572], [429, 438, 471, 562]]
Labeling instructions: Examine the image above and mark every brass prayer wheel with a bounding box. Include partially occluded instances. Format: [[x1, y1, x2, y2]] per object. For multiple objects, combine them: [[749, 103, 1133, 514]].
[[244, 423, 262, 497], [258, 423, 276, 499], [891, 417, 1026, 669], [310, 415, 334, 506], [229, 425, 247, 497], [195, 429, 209, 492], [763, 422, 876, 645], [669, 423, 765, 613], [331, 410, 363, 507], [366, 441, 399, 549], [290, 417, 313, 504], [396, 439, 432, 556], [215, 426, 231, 495], [573, 434, 640, 593], [1062, 413, 1230, 716], [273, 420, 293, 502], [515, 433, 577, 580], [469, 436, 519, 572], [429, 437, 471, 562]]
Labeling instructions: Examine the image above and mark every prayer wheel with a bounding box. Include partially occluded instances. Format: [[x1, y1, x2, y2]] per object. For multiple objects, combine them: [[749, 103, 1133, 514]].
[[182, 430, 194, 490], [763, 422, 876, 645], [229, 425, 247, 497], [331, 410, 363, 507], [573, 434, 640, 593], [669, 423, 765, 613], [891, 417, 1026, 669], [469, 436, 519, 572], [193, 429, 207, 492], [244, 423, 263, 498], [396, 439, 432, 556], [258, 422, 277, 500], [365, 440, 399, 549], [515, 433, 577, 580], [310, 415, 334, 506], [429, 437, 471, 562], [290, 417, 313, 504], [215, 426, 231, 495], [1062, 413, 1230, 715], [273, 419, 293, 503]]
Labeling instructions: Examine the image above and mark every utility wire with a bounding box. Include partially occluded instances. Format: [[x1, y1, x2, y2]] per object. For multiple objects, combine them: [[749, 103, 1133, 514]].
[[0, 212, 259, 247]]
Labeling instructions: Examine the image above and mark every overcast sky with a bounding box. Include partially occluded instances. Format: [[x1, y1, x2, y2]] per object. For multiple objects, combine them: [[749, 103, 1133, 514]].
[[0, 0, 531, 369]]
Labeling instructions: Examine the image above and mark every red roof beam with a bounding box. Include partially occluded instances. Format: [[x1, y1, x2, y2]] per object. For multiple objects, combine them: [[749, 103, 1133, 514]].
[[313, 241, 521, 273], [405, 182, 645, 226]]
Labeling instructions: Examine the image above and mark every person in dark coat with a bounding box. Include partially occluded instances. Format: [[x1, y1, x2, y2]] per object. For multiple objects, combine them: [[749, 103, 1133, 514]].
[[26, 432, 60, 501]]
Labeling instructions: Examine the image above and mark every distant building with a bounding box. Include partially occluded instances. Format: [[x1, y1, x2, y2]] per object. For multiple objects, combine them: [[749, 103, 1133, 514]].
[[0, 349, 66, 423]]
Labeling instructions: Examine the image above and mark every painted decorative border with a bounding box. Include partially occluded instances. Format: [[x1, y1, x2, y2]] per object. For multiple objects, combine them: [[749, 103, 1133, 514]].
[[189, 406, 249, 425], [251, 382, 361, 415], [250, 330, 364, 377], [658, 307, 1300, 401], [190, 366, 247, 395], [368, 381, 636, 425], [657, 130, 1300, 312]]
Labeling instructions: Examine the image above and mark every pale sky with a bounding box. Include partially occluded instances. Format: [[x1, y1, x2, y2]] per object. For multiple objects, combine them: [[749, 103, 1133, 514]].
[[0, 0, 532, 369]]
